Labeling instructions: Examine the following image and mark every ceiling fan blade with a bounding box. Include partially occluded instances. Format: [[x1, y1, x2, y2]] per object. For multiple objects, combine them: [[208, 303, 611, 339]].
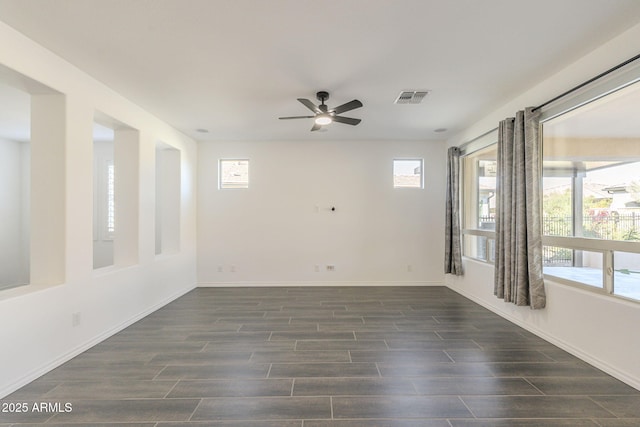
[[279, 116, 314, 120], [332, 116, 361, 126], [330, 99, 363, 115], [311, 123, 322, 131], [298, 98, 321, 114]]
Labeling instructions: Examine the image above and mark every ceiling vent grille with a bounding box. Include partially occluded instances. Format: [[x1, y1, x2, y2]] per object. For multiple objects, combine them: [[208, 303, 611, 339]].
[[395, 90, 430, 104]]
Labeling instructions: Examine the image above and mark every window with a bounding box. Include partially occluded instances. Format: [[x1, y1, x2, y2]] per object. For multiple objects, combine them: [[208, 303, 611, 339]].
[[106, 160, 115, 237], [219, 159, 249, 189], [614, 251, 640, 300], [458, 70, 640, 303], [393, 159, 423, 188], [541, 80, 640, 301], [461, 78, 640, 302], [461, 143, 497, 262]]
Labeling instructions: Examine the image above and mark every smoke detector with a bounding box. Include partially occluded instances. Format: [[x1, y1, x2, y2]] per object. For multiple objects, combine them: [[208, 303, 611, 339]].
[[394, 90, 430, 104]]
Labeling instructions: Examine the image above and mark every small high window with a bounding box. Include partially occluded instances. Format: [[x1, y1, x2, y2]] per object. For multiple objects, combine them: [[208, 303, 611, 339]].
[[219, 159, 249, 189], [393, 159, 423, 188]]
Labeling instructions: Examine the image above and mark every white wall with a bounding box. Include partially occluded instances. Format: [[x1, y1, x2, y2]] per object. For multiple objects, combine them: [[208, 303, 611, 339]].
[[0, 21, 198, 397], [0, 138, 29, 287], [156, 145, 182, 255], [446, 22, 640, 390], [198, 139, 445, 286]]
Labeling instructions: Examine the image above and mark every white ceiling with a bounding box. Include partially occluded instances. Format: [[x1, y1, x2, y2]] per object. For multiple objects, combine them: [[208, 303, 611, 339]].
[[1, 0, 640, 142]]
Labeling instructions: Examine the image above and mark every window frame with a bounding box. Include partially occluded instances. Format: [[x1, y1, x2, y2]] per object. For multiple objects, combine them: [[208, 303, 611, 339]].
[[461, 139, 498, 263], [539, 78, 640, 302], [93, 156, 115, 242], [392, 158, 424, 189], [459, 68, 640, 303]]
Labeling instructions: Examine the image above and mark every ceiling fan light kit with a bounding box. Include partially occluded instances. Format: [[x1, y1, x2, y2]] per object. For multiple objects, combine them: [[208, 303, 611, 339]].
[[315, 115, 332, 125], [279, 91, 362, 132]]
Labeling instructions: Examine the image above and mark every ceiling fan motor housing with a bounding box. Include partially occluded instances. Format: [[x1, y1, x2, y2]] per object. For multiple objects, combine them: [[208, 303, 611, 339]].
[[316, 91, 329, 102]]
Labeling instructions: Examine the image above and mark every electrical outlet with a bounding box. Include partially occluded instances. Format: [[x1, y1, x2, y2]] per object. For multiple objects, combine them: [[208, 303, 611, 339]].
[[407, 264, 413, 272], [72, 312, 81, 327], [314, 265, 320, 272], [326, 265, 335, 271], [230, 265, 236, 273], [217, 266, 223, 273]]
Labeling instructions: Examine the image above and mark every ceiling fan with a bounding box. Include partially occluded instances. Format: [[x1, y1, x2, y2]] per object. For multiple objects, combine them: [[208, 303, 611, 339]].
[[279, 91, 363, 131]]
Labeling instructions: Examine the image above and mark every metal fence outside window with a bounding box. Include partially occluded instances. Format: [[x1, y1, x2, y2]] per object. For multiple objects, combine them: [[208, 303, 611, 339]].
[[478, 213, 640, 266]]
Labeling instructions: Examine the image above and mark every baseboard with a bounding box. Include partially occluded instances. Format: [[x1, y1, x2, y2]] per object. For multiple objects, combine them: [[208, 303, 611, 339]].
[[198, 281, 442, 287], [0, 282, 196, 399], [447, 285, 640, 392]]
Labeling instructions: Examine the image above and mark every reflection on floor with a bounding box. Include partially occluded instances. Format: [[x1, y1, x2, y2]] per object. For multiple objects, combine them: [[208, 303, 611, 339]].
[[2, 286, 640, 426]]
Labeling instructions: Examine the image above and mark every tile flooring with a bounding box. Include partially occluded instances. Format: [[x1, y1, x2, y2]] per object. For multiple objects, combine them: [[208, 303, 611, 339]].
[[2, 286, 639, 426]]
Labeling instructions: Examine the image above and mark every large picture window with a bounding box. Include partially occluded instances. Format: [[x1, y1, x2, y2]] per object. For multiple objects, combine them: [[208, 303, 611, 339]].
[[460, 80, 640, 302], [542, 80, 640, 301]]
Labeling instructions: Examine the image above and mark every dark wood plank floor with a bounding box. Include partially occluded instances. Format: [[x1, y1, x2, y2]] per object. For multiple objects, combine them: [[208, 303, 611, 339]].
[[2, 286, 639, 426]]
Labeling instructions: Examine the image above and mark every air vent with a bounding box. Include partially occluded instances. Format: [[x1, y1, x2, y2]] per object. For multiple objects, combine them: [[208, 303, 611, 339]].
[[394, 90, 430, 104]]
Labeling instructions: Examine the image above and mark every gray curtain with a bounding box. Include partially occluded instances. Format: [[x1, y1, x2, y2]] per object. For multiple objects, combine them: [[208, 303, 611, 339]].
[[494, 107, 546, 309], [445, 146, 463, 275]]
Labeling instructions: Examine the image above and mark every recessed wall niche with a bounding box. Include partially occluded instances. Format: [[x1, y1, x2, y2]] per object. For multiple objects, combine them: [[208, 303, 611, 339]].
[[92, 122, 115, 269], [93, 112, 139, 270], [0, 65, 66, 290], [0, 81, 30, 290]]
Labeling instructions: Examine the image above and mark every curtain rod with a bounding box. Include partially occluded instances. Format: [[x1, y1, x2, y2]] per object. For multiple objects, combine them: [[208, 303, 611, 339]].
[[460, 52, 640, 152], [532, 52, 640, 112], [457, 126, 498, 153]]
